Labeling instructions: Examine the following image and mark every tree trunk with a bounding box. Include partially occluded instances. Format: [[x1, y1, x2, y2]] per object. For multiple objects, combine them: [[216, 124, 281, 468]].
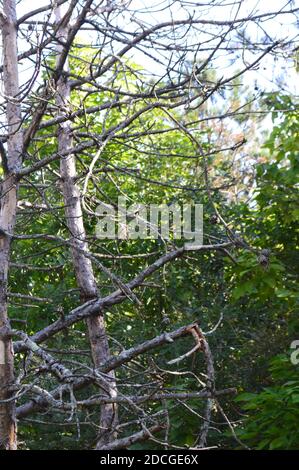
[[0, 0, 22, 450], [55, 6, 118, 448]]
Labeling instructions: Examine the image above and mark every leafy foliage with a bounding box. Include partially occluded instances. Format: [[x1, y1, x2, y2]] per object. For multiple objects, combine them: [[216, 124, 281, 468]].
[[232, 94, 299, 449]]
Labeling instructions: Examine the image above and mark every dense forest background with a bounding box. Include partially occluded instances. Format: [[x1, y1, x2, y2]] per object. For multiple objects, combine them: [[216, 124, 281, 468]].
[[0, 0, 298, 450]]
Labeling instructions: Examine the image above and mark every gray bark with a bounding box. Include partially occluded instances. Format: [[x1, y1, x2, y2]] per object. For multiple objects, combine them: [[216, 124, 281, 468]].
[[0, 0, 23, 450], [54, 6, 118, 449]]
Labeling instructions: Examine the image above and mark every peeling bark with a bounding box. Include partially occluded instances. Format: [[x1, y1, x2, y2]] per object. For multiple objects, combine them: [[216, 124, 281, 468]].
[[54, 6, 118, 449], [0, 0, 22, 450]]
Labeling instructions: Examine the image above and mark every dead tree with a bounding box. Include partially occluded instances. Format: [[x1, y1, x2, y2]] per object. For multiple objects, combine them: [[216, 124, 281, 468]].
[[0, 0, 297, 450], [54, 5, 117, 447], [0, 0, 23, 450]]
